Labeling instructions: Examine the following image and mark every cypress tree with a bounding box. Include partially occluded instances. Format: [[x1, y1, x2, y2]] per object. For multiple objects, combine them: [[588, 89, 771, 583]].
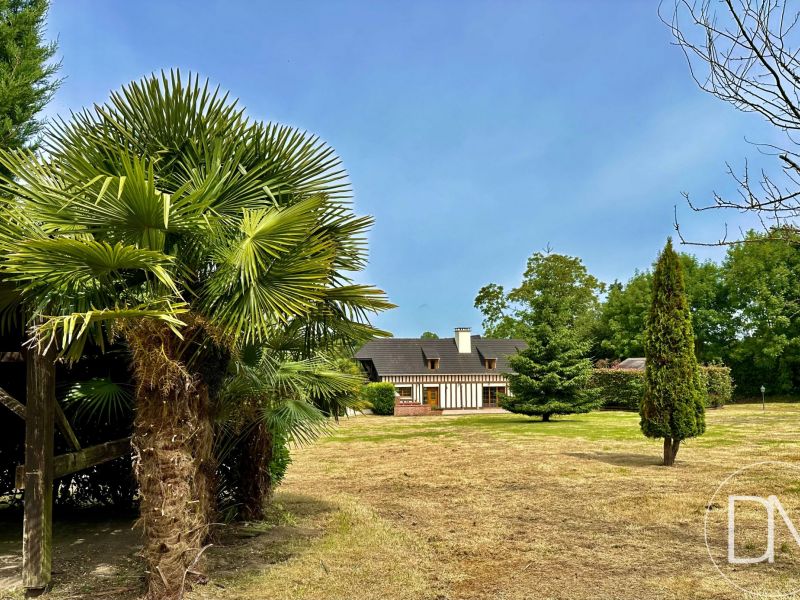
[[641, 239, 705, 466], [0, 0, 60, 154]]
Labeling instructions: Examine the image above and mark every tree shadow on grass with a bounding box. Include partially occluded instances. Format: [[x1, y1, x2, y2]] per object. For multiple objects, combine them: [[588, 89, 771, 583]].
[[566, 451, 663, 467], [458, 416, 583, 426]]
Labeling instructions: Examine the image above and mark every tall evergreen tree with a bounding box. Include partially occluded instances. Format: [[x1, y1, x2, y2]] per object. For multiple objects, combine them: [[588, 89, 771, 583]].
[[641, 239, 705, 466], [504, 328, 600, 421], [501, 252, 602, 421], [0, 0, 60, 153]]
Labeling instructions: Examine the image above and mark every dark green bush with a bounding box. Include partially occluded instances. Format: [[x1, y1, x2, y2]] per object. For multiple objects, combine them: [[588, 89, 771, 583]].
[[269, 430, 292, 489], [591, 365, 733, 410], [362, 382, 397, 415], [700, 366, 735, 408], [590, 369, 645, 410]]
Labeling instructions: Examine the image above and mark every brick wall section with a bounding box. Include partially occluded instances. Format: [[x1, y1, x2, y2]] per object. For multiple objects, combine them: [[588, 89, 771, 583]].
[[394, 403, 443, 417]]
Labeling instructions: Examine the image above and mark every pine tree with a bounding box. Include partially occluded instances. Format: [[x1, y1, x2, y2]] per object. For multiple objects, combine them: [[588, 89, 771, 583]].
[[641, 239, 706, 466], [504, 328, 600, 421], [0, 0, 60, 154], [501, 252, 602, 421]]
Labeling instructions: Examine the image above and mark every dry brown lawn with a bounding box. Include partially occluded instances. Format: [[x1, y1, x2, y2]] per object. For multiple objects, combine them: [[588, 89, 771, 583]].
[[195, 403, 800, 600], [2, 403, 799, 600]]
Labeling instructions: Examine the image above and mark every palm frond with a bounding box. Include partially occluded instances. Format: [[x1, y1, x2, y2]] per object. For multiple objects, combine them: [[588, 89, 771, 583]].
[[261, 397, 330, 446], [3, 238, 178, 295], [62, 377, 133, 422], [35, 301, 189, 360]]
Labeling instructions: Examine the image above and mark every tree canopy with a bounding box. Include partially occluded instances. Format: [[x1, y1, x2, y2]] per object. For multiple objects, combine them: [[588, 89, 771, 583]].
[[592, 233, 800, 395], [475, 251, 603, 341]]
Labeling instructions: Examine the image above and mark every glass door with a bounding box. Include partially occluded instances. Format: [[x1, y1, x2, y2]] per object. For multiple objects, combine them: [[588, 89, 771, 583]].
[[424, 387, 439, 407]]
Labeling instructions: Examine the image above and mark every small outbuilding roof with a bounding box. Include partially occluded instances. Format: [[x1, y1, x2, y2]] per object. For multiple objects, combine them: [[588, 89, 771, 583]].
[[616, 357, 646, 370]]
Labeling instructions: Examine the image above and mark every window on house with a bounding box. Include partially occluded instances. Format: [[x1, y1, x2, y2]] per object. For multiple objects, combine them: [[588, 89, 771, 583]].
[[427, 358, 440, 370], [485, 358, 497, 370], [396, 386, 412, 399], [482, 386, 506, 407]]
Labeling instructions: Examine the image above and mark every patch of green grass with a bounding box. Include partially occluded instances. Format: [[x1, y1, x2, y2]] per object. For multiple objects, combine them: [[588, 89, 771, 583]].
[[325, 429, 456, 444], [732, 395, 800, 404], [326, 403, 800, 450]]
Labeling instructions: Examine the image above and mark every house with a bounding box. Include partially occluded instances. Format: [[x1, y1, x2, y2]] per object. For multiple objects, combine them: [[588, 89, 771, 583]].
[[355, 327, 527, 413]]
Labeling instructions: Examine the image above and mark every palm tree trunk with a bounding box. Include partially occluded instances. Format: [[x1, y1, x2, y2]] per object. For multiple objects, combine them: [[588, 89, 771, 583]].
[[191, 382, 216, 543], [126, 321, 214, 600], [239, 421, 273, 521]]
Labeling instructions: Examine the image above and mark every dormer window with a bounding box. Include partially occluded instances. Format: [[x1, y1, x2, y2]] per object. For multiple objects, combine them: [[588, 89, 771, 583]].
[[485, 358, 497, 370], [427, 358, 440, 370]]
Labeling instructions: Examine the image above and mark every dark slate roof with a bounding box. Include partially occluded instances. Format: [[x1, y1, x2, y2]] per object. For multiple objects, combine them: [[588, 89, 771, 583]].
[[616, 357, 646, 370], [421, 344, 440, 359], [355, 336, 527, 375]]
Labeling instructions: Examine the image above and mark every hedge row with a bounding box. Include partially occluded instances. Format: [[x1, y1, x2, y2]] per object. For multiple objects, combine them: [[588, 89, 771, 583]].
[[591, 365, 733, 410], [361, 382, 397, 415]]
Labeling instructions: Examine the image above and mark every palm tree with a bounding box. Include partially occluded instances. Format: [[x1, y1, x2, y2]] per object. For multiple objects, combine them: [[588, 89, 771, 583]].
[[0, 71, 390, 599], [216, 347, 363, 521]]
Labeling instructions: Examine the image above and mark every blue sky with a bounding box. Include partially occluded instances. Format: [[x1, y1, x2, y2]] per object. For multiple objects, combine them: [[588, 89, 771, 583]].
[[45, 1, 777, 338]]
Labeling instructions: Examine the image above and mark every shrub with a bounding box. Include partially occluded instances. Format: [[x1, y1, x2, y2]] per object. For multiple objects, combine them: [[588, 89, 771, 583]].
[[590, 368, 645, 410], [269, 430, 292, 489], [362, 382, 397, 415], [591, 365, 732, 410], [700, 366, 734, 408]]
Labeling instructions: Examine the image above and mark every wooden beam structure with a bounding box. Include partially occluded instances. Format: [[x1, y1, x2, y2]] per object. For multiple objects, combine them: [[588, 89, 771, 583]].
[[15, 437, 132, 489], [52, 437, 130, 478], [6, 345, 132, 596], [53, 403, 80, 451], [22, 348, 55, 596], [1, 385, 81, 451], [0, 386, 26, 420]]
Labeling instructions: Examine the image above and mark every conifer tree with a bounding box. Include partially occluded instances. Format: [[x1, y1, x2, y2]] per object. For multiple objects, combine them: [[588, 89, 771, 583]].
[[0, 0, 60, 154], [504, 328, 600, 421], [501, 252, 602, 421], [641, 239, 706, 466]]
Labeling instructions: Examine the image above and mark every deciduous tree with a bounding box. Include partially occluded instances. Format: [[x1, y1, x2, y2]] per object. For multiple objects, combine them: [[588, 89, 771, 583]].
[[667, 0, 800, 239], [475, 251, 603, 341]]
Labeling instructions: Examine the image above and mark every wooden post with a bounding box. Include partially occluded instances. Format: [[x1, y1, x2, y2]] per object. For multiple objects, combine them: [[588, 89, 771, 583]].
[[22, 347, 55, 595]]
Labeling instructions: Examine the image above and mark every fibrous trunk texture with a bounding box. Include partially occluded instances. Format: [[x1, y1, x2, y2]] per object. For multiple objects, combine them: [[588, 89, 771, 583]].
[[239, 421, 273, 521], [126, 321, 215, 600]]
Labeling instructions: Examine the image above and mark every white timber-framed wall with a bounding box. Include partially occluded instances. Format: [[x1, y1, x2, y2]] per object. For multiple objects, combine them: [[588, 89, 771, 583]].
[[381, 373, 511, 409]]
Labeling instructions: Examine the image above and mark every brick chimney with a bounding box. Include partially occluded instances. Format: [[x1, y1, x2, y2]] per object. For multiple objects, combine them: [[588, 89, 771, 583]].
[[455, 327, 472, 353]]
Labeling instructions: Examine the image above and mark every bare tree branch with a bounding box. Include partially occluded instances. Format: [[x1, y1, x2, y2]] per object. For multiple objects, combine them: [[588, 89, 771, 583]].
[[664, 0, 800, 243]]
